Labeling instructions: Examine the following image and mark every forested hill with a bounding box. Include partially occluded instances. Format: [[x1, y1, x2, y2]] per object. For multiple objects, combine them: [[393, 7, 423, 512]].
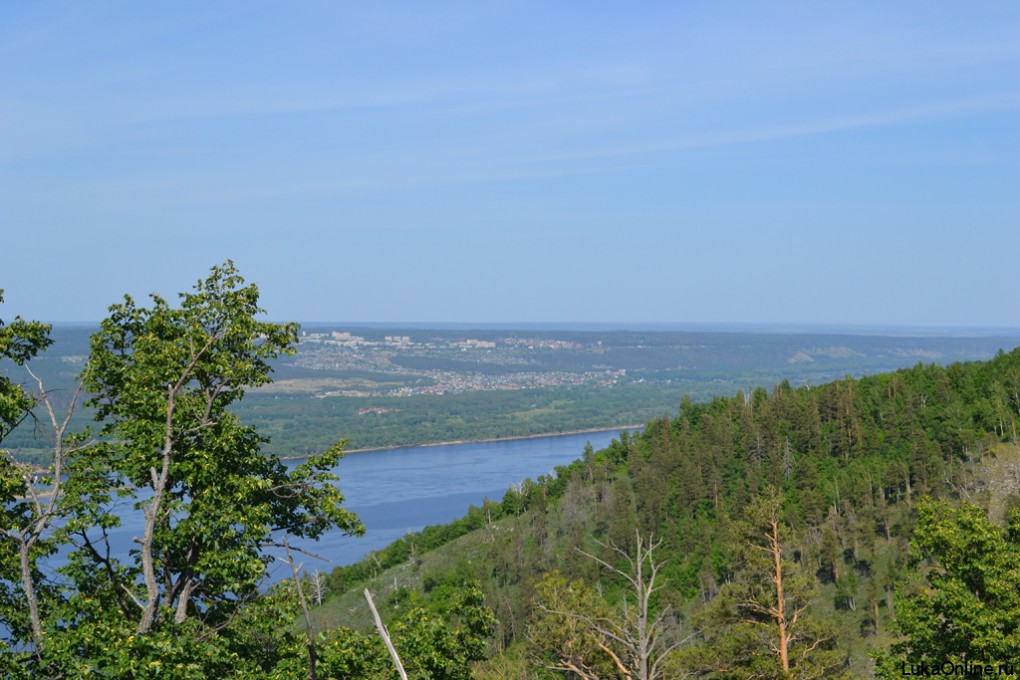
[[313, 347, 1020, 678]]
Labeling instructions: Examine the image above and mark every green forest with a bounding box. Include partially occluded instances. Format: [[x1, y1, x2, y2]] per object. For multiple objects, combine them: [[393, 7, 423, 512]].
[[311, 344, 1020, 678], [4, 265, 1020, 678]]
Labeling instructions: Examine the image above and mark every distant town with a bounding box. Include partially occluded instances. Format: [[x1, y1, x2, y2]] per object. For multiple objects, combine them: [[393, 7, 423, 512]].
[[293, 330, 623, 397], [299, 330, 585, 351]]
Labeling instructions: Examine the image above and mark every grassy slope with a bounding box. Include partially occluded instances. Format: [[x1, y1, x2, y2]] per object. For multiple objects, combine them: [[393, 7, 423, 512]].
[[307, 468, 912, 668], [305, 519, 508, 635]]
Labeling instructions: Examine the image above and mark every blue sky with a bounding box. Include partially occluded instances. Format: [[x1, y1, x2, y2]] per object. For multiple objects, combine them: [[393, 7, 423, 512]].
[[2, 2, 1018, 326]]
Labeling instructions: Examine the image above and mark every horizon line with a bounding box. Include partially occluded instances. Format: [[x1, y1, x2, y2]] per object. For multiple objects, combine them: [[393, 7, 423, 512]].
[[42, 320, 1020, 337]]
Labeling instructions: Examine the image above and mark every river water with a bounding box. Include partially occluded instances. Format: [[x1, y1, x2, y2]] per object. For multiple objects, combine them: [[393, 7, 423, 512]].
[[47, 430, 626, 581], [277, 429, 623, 577]]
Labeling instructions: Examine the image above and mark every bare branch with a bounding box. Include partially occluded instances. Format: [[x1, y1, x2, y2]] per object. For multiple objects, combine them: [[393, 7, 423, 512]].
[[365, 588, 408, 680], [262, 540, 331, 563], [596, 641, 633, 678], [282, 537, 318, 680], [539, 531, 681, 680]]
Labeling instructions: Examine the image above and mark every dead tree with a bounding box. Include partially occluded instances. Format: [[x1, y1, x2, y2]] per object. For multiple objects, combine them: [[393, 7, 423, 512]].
[[534, 531, 689, 680], [365, 588, 409, 680]]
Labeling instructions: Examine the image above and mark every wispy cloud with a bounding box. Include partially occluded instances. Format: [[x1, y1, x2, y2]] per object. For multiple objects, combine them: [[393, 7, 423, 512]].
[[516, 92, 1020, 165]]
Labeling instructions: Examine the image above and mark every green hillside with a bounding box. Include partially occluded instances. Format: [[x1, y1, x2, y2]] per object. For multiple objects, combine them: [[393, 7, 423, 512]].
[[309, 348, 1020, 678]]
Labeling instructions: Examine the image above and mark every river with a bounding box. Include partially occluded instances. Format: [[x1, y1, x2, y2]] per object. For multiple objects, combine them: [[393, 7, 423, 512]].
[[278, 429, 624, 577], [48, 429, 627, 582]]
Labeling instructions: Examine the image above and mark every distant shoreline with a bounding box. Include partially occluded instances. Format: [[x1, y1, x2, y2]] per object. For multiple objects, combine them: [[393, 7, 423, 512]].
[[47, 321, 1020, 337], [281, 425, 642, 460]]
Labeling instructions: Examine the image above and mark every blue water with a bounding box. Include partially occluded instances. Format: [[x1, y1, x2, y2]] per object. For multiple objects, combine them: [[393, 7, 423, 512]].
[[42, 430, 626, 582], [278, 430, 623, 577]]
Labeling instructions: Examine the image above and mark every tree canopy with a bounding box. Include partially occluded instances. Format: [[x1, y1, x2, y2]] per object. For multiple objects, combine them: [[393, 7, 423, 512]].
[[876, 498, 1020, 677], [0, 290, 51, 440], [0, 262, 364, 677]]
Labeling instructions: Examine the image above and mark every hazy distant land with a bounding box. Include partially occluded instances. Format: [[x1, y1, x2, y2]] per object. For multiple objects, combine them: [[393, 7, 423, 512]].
[[5, 324, 1019, 460]]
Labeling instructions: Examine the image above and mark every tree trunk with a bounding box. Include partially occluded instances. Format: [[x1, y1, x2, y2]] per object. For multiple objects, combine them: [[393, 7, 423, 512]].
[[19, 540, 43, 646], [770, 518, 791, 674], [137, 385, 175, 634], [366, 588, 408, 680]]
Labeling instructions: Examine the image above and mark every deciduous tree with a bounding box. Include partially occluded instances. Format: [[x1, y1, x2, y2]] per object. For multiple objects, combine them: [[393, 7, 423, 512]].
[[73, 262, 363, 636], [0, 263, 365, 677], [874, 498, 1020, 677], [0, 291, 50, 439]]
